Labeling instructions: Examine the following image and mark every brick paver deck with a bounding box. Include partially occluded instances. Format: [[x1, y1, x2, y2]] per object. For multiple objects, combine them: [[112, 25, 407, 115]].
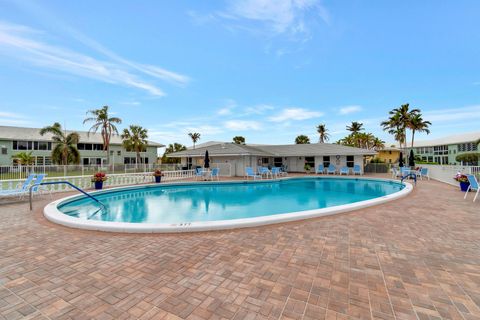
[[0, 177, 479, 319]]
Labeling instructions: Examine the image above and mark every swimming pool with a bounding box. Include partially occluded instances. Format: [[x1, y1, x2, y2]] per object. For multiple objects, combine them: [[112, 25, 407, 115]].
[[44, 177, 412, 233]]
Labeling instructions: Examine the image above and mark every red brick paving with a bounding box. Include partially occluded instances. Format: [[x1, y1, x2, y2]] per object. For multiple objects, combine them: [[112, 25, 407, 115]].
[[0, 176, 479, 319]]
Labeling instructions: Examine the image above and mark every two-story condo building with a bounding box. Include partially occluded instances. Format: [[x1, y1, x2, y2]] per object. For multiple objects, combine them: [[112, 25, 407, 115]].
[[0, 126, 163, 166]]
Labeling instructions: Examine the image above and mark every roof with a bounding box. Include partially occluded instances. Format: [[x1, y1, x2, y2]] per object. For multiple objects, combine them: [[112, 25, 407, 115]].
[[168, 142, 377, 158], [379, 147, 402, 152], [406, 131, 480, 148], [0, 125, 164, 147]]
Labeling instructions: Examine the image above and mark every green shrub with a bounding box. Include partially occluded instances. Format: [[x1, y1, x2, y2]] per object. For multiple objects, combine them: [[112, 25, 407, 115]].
[[455, 153, 480, 164]]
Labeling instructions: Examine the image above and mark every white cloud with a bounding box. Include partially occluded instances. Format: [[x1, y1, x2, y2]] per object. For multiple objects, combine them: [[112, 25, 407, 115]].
[[0, 111, 30, 126], [224, 0, 329, 36], [244, 104, 274, 115], [424, 105, 480, 122], [121, 101, 141, 106], [268, 107, 323, 122], [217, 99, 237, 115], [224, 120, 262, 130], [339, 105, 362, 115], [0, 21, 189, 95]]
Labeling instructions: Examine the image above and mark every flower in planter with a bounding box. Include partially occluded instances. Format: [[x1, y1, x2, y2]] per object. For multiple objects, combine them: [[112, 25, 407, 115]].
[[454, 172, 469, 183], [91, 172, 108, 182], [153, 169, 164, 177]]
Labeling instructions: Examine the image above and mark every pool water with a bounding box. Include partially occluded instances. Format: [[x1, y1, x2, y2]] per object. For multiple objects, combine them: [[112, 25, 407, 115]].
[[58, 178, 404, 224]]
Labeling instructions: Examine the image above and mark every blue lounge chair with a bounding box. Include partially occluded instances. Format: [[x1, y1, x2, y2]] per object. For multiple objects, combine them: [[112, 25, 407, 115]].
[[465, 174, 479, 202], [340, 166, 349, 175], [279, 166, 288, 176], [316, 164, 325, 174], [353, 165, 362, 175], [195, 167, 204, 180], [258, 167, 271, 178], [209, 168, 219, 181], [271, 167, 281, 178], [420, 168, 429, 180], [31, 174, 49, 197], [0, 173, 36, 198], [245, 167, 262, 180], [327, 164, 336, 174]]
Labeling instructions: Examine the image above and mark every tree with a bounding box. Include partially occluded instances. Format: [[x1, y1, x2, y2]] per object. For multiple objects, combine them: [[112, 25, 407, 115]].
[[162, 143, 187, 164], [295, 135, 310, 144], [233, 136, 246, 144], [188, 132, 201, 149], [346, 121, 364, 134], [316, 124, 330, 143], [336, 132, 384, 150], [11, 151, 35, 165], [121, 125, 148, 167], [455, 153, 480, 165], [381, 103, 420, 151], [40, 123, 80, 165], [408, 113, 431, 148], [83, 105, 122, 165]]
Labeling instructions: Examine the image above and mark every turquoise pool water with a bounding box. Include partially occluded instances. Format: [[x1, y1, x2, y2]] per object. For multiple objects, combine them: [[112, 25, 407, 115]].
[[58, 178, 404, 224]]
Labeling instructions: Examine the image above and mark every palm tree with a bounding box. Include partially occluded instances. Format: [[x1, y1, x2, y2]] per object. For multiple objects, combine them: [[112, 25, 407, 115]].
[[295, 135, 310, 144], [408, 113, 431, 148], [11, 151, 35, 165], [383, 103, 420, 151], [83, 105, 122, 166], [162, 143, 187, 164], [40, 122, 80, 165], [316, 124, 330, 143], [232, 136, 246, 144], [346, 121, 364, 134], [121, 125, 148, 167], [372, 137, 385, 151], [188, 132, 201, 149]]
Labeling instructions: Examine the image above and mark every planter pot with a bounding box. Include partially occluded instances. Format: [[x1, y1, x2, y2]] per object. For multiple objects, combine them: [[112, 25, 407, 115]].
[[94, 181, 103, 190], [459, 181, 470, 192], [155, 176, 162, 183]]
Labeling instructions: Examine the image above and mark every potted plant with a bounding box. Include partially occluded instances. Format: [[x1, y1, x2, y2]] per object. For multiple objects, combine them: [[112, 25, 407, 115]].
[[304, 164, 312, 174], [153, 169, 164, 183], [92, 172, 107, 190], [454, 172, 470, 192]]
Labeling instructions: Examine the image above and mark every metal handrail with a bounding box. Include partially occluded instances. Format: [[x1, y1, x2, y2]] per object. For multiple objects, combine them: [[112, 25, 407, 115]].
[[29, 181, 107, 212]]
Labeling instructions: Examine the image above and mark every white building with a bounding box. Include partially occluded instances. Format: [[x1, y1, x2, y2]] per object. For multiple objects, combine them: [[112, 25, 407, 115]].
[[168, 142, 377, 176]]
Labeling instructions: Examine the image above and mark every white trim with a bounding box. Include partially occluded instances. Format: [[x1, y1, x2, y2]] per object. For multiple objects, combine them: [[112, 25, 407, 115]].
[[44, 176, 413, 233]]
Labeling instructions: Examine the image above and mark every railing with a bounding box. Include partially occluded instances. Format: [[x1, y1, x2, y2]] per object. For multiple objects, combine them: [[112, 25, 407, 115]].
[[417, 165, 480, 186], [1, 169, 195, 194], [0, 164, 184, 180], [29, 181, 106, 212]]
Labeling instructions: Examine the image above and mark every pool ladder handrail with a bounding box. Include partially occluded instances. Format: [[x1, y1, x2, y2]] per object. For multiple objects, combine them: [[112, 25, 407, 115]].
[[29, 181, 107, 214]]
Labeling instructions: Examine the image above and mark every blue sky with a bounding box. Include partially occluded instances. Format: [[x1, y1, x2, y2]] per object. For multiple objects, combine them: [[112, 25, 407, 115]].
[[0, 0, 480, 148]]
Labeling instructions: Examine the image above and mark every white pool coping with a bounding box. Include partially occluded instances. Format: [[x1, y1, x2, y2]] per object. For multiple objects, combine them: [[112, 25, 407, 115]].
[[44, 176, 413, 233]]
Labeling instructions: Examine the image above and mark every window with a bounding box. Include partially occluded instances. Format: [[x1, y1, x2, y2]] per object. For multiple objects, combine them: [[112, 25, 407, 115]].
[[110, 150, 114, 155], [346, 155, 354, 168], [44, 157, 52, 165], [262, 157, 269, 164], [36, 156, 44, 165], [323, 156, 330, 167], [14, 141, 28, 150], [433, 145, 448, 155], [305, 157, 315, 169], [1, 147, 6, 155], [273, 157, 283, 167], [117, 151, 121, 156]]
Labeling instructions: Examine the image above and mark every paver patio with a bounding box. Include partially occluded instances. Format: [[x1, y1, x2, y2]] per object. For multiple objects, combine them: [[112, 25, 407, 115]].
[[0, 177, 479, 320]]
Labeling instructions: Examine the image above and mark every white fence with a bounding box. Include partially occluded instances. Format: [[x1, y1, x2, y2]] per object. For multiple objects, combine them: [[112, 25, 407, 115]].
[[0, 164, 183, 181], [0, 170, 195, 194], [421, 165, 480, 186]]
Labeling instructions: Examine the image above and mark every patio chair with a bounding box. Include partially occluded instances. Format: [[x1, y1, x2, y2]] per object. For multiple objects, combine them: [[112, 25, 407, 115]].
[[464, 174, 479, 202], [30, 174, 49, 198], [340, 166, 349, 175], [271, 167, 281, 178], [316, 164, 325, 174], [353, 165, 362, 175], [258, 167, 272, 179], [209, 168, 220, 181], [0, 173, 36, 198], [245, 167, 262, 180], [420, 168, 430, 180], [279, 166, 288, 176], [195, 167, 204, 180], [327, 164, 336, 175]]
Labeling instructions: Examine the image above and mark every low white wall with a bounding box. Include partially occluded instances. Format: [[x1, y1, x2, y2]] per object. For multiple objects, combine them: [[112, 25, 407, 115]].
[[421, 164, 480, 186]]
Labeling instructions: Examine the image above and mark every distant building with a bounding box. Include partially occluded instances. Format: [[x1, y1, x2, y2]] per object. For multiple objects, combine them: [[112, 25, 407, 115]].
[[376, 147, 402, 164], [0, 126, 163, 166], [405, 131, 480, 165], [168, 142, 376, 176]]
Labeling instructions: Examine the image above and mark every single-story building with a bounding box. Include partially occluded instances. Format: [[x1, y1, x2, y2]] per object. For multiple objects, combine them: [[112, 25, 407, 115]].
[[167, 142, 377, 176]]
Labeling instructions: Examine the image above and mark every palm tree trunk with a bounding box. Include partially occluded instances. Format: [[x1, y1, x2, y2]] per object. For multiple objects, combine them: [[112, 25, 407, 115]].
[[411, 130, 415, 148]]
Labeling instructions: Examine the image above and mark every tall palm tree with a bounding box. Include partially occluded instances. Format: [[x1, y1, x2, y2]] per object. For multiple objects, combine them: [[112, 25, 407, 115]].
[[408, 113, 431, 148], [295, 135, 310, 144], [11, 151, 35, 165], [162, 143, 187, 164], [40, 122, 80, 165], [188, 132, 201, 149], [346, 122, 364, 134], [316, 124, 330, 143], [121, 125, 149, 167], [83, 105, 122, 165], [372, 137, 385, 151]]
